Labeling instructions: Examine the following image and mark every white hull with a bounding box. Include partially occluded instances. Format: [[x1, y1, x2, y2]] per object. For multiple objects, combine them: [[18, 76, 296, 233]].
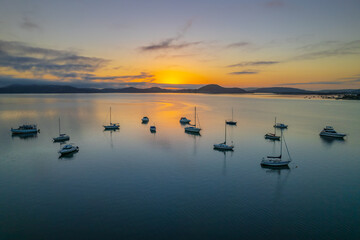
[[261, 158, 290, 167], [59, 146, 79, 155], [320, 132, 346, 138]]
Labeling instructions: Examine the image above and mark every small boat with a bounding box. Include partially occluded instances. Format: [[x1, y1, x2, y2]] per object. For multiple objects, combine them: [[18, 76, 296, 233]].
[[185, 107, 201, 134], [58, 143, 79, 155], [261, 130, 291, 167], [11, 124, 39, 134], [150, 125, 156, 133], [180, 117, 191, 124], [320, 126, 346, 138], [273, 117, 288, 129], [214, 121, 234, 151], [53, 118, 70, 142], [265, 118, 280, 140], [103, 107, 120, 130], [142, 116, 149, 123], [226, 108, 237, 125]]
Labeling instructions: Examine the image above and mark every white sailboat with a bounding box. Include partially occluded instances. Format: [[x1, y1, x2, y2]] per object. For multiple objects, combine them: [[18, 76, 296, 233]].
[[226, 108, 237, 125], [214, 121, 234, 150], [265, 117, 280, 140], [53, 117, 70, 142], [261, 130, 291, 167], [185, 107, 201, 134], [103, 107, 120, 130]]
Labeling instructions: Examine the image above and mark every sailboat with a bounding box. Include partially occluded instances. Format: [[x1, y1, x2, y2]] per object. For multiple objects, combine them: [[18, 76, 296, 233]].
[[226, 108, 237, 125], [103, 107, 120, 130], [214, 121, 234, 150], [185, 107, 201, 134], [53, 118, 70, 142], [265, 117, 280, 140], [261, 130, 291, 167]]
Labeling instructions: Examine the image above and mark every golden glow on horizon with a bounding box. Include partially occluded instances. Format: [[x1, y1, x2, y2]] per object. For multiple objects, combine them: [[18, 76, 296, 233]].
[[154, 70, 208, 85]]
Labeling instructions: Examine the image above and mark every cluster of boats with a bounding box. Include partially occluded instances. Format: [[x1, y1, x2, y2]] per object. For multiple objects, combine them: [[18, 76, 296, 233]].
[[10, 106, 347, 164]]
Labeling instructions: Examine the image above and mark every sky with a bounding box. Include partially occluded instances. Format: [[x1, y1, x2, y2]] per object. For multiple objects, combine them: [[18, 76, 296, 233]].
[[0, 0, 359, 90]]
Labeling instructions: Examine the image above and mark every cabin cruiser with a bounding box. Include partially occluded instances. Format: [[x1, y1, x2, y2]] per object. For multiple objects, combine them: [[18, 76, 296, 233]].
[[58, 143, 79, 155], [320, 126, 346, 138], [274, 123, 288, 129], [11, 124, 39, 134], [142, 116, 149, 123], [180, 117, 191, 124]]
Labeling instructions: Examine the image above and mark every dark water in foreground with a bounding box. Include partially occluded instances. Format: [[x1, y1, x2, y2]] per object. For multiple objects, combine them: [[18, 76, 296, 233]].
[[0, 93, 359, 239]]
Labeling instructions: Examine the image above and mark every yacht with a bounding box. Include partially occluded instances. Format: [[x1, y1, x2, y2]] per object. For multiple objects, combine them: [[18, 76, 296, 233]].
[[261, 130, 291, 167], [11, 124, 39, 134], [226, 108, 237, 125], [273, 117, 288, 129], [265, 118, 280, 140], [185, 107, 201, 134], [103, 107, 120, 130], [142, 116, 149, 123], [320, 126, 346, 138], [53, 118, 70, 142], [180, 117, 191, 124], [58, 143, 79, 155], [214, 121, 234, 151]]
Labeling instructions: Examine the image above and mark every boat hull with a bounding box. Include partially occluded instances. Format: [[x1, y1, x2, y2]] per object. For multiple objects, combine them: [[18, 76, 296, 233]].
[[274, 124, 288, 129], [53, 136, 70, 142], [180, 119, 191, 124], [213, 144, 234, 151], [59, 146, 79, 155], [264, 134, 280, 140], [261, 158, 290, 167], [320, 132, 346, 138], [185, 127, 201, 133], [11, 129, 38, 134], [104, 125, 119, 130], [226, 121, 237, 125]]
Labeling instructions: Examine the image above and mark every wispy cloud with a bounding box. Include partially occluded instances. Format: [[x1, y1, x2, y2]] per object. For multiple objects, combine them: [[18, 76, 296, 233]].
[[292, 40, 360, 61], [227, 61, 279, 68], [278, 74, 360, 86], [20, 16, 41, 31], [139, 20, 202, 52], [229, 70, 259, 75], [226, 41, 251, 48], [0, 40, 108, 77]]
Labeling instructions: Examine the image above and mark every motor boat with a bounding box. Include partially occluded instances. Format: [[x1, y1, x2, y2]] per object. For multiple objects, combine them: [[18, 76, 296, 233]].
[[142, 116, 149, 123], [261, 130, 291, 167], [226, 107, 237, 125], [58, 143, 79, 155], [320, 126, 346, 138], [103, 107, 120, 130], [214, 121, 234, 151], [180, 117, 191, 124], [273, 117, 287, 129], [150, 125, 156, 133], [11, 124, 39, 134], [53, 118, 70, 142], [185, 107, 201, 134]]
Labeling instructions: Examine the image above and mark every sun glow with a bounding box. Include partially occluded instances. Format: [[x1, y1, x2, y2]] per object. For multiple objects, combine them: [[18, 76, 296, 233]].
[[155, 70, 207, 85]]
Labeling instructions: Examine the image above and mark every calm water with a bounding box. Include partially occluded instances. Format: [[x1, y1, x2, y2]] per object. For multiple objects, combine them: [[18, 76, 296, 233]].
[[0, 93, 359, 240]]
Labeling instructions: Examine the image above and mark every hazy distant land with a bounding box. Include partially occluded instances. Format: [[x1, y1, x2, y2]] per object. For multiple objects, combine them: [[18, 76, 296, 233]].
[[0, 84, 359, 98]]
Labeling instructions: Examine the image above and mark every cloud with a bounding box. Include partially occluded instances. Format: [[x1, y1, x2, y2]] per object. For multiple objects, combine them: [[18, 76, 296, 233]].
[[278, 74, 360, 86], [139, 20, 202, 52], [229, 70, 259, 75], [227, 61, 279, 68], [226, 42, 251, 48], [20, 16, 40, 31], [292, 40, 360, 61], [265, 1, 284, 8], [0, 40, 109, 77]]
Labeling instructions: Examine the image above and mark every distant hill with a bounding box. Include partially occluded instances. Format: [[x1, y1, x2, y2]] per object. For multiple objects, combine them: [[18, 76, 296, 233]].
[[252, 87, 311, 94], [195, 84, 247, 94], [0, 84, 100, 93]]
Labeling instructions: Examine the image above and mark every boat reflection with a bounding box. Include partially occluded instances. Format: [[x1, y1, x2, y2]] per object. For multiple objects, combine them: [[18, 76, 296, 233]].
[[11, 132, 38, 139], [103, 128, 119, 149], [320, 135, 345, 146]]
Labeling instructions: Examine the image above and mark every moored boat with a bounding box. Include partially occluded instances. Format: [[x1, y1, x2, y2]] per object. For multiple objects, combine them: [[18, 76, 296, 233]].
[[214, 121, 234, 151], [58, 143, 79, 155], [226, 108, 237, 125], [185, 107, 201, 134], [142, 116, 149, 123], [103, 107, 120, 130], [261, 130, 291, 167], [180, 117, 191, 124], [320, 126, 346, 138], [53, 118, 70, 142], [11, 124, 39, 134]]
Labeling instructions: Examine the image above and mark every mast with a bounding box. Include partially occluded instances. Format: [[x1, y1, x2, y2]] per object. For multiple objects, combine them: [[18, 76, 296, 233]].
[[280, 129, 283, 158], [274, 117, 277, 135], [58, 117, 61, 135], [110, 107, 112, 124], [232, 108, 233, 121], [195, 107, 197, 127], [224, 121, 227, 144]]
